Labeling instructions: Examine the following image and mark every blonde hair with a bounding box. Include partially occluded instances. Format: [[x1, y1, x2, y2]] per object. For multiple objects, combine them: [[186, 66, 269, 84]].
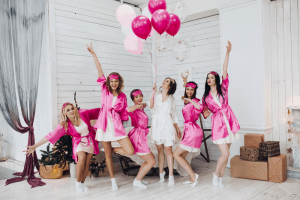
[[60, 103, 80, 130]]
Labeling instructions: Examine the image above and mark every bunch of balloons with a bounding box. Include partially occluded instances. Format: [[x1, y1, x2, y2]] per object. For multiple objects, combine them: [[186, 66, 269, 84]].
[[132, 0, 181, 40]]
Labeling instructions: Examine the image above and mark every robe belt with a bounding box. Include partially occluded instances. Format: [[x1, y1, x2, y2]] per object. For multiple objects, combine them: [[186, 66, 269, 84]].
[[214, 109, 226, 128], [74, 134, 91, 147]]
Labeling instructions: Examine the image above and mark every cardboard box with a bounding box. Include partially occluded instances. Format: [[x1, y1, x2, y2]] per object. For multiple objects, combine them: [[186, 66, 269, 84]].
[[244, 133, 264, 148], [268, 154, 287, 183], [230, 155, 268, 181], [240, 146, 262, 161]]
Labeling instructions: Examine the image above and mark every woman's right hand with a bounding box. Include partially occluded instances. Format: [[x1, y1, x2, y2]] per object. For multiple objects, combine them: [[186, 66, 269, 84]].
[[203, 107, 211, 118], [86, 42, 96, 56], [136, 104, 144, 110], [23, 145, 36, 157]]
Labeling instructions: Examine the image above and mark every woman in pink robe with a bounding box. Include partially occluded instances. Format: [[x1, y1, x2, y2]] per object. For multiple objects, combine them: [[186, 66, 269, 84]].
[[173, 82, 204, 187], [24, 103, 100, 192], [86, 42, 134, 191], [122, 89, 155, 189], [202, 41, 240, 188]]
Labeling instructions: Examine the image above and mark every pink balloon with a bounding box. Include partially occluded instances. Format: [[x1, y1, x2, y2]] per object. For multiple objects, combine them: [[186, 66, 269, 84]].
[[148, 0, 167, 14], [116, 5, 136, 27], [166, 14, 181, 36], [148, 27, 155, 37], [132, 16, 152, 40], [124, 34, 143, 54], [151, 10, 171, 35]]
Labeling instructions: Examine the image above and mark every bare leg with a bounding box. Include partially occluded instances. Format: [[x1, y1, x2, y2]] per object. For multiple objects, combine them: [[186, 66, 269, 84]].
[[113, 137, 134, 156], [165, 146, 174, 176], [215, 144, 230, 176], [102, 141, 114, 178], [136, 153, 156, 181], [219, 143, 231, 177], [102, 141, 119, 190], [81, 153, 94, 183], [76, 151, 86, 182], [156, 144, 165, 174], [173, 147, 196, 182]]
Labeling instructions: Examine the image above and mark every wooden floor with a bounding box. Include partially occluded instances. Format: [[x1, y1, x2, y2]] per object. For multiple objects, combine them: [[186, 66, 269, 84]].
[[1, 157, 300, 200]]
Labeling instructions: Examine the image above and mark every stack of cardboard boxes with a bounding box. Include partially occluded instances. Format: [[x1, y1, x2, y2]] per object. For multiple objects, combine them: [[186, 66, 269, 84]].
[[230, 133, 287, 183]]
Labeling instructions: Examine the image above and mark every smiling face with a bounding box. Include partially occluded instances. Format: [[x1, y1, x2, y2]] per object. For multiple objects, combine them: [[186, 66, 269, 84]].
[[64, 104, 76, 119], [207, 74, 216, 87], [186, 86, 195, 98], [110, 79, 119, 91], [133, 94, 143, 105], [162, 78, 171, 91]]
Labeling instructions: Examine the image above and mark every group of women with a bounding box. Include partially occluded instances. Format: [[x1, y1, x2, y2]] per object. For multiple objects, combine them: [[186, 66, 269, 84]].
[[24, 41, 240, 192]]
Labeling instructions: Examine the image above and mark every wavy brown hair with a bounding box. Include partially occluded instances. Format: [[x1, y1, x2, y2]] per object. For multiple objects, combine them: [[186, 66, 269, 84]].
[[60, 103, 80, 130], [105, 72, 124, 95]]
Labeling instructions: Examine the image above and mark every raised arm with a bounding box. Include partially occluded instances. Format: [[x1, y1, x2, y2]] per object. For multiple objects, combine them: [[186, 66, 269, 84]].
[[222, 41, 232, 80], [150, 83, 157, 109], [86, 42, 103, 78]]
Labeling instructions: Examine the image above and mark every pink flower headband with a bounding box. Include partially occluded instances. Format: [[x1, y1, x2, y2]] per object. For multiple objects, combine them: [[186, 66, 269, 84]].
[[132, 90, 143, 97], [109, 75, 119, 80], [186, 83, 196, 89], [62, 102, 71, 111], [208, 71, 218, 76]]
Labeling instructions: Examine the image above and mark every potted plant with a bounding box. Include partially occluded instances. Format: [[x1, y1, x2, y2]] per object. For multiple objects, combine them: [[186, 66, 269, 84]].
[[89, 159, 105, 178], [38, 143, 63, 179]]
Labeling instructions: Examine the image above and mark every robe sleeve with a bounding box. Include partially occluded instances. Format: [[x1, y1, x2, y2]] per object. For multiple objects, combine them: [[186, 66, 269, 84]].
[[192, 99, 204, 116], [86, 108, 100, 120], [97, 75, 107, 91], [201, 96, 209, 119], [221, 73, 229, 92], [45, 124, 66, 145], [119, 95, 129, 121], [171, 96, 179, 124], [126, 108, 137, 127]]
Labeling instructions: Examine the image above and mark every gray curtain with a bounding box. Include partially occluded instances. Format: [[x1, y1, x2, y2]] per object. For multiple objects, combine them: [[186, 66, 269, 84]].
[[0, 0, 46, 188]]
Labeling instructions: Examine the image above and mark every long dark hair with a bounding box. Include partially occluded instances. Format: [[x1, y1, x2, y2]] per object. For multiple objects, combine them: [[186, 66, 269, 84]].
[[203, 72, 225, 104], [184, 81, 198, 100], [159, 77, 177, 95]]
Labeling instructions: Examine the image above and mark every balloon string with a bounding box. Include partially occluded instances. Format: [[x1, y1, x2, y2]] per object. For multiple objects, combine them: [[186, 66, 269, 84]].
[[145, 40, 152, 61]]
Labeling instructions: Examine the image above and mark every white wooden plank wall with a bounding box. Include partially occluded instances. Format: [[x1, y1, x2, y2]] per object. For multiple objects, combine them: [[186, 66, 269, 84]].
[[269, 0, 300, 166], [155, 15, 221, 160], [53, 0, 152, 125]]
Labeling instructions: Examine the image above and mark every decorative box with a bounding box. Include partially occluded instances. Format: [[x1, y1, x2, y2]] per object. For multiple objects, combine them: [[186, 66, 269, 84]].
[[259, 141, 280, 157], [244, 133, 264, 148], [240, 146, 262, 161], [268, 154, 287, 183]]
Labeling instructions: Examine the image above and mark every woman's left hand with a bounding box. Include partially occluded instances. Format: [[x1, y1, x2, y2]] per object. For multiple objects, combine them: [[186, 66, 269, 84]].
[[176, 127, 182, 139], [226, 41, 232, 53]]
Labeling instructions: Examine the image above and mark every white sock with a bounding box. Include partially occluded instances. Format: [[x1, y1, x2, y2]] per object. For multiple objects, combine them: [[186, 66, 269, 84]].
[[168, 176, 175, 186], [133, 179, 148, 189], [76, 181, 83, 192], [213, 173, 219, 187], [81, 183, 89, 191], [111, 178, 118, 190], [141, 180, 148, 184], [159, 171, 166, 183], [219, 177, 224, 188]]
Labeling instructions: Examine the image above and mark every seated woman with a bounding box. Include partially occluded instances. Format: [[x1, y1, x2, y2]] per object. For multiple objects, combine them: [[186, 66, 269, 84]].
[[23, 103, 100, 192], [114, 89, 156, 189]]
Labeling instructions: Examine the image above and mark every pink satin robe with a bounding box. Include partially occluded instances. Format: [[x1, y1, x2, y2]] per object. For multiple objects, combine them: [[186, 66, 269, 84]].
[[202, 74, 240, 141], [127, 108, 151, 154], [45, 108, 100, 163], [93, 75, 129, 137], [180, 98, 204, 148]]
